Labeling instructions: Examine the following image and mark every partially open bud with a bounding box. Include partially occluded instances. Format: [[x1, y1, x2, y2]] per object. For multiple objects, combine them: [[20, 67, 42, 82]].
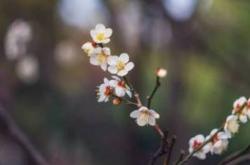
[[112, 98, 121, 105], [156, 68, 167, 78]]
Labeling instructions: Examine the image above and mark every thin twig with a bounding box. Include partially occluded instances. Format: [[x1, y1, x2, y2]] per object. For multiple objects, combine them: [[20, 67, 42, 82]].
[[175, 150, 185, 165], [164, 136, 176, 165], [0, 106, 49, 165], [147, 76, 161, 108], [219, 144, 250, 165]]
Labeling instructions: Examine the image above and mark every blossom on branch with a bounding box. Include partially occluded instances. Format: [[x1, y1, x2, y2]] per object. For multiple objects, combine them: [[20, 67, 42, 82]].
[[109, 76, 132, 98], [156, 68, 167, 78], [206, 129, 229, 155], [90, 47, 111, 71], [130, 106, 159, 126], [232, 97, 248, 123], [81, 41, 95, 56], [189, 135, 211, 160], [224, 115, 240, 137], [90, 24, 112, 44], [107, 53, 134, 76], [97, 78, 113, 102]]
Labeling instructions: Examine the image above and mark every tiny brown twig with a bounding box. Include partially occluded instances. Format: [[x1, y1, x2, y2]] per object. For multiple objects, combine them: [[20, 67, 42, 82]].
[[175, 150, 185, 165]]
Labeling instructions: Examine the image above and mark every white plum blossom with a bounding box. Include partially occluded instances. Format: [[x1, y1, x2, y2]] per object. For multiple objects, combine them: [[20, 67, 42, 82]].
[[130, 106, 160, 126], [97, 78, 113, 102], [81, 42, 95, 56], [189, 134, 211, 160], [107, 53, 134, 76], [224, 115, 240, 137], [206, 129, 229, 155], [90, 47, 111, 71], [90, 24, 112, 44], [109, 76, 132, 98], [232, 97, 248, 123], [246, 98, 250, 118], [156, 68, 167, 78]]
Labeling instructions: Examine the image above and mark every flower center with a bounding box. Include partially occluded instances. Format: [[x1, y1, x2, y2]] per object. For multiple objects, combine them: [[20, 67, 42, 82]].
[[212, 134, 219, 144], [118, 81, 126, 87], [97, 52, 107, 63], [104, 86, 112, 96], [116, 61, 125, 71], [96, 33, 105, 41], [192, 140, 202, 150]]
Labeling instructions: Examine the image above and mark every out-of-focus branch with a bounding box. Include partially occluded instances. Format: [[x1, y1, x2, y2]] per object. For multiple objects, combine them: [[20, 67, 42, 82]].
[[219, 144, 250, 165], [0, 106, 49, 165]]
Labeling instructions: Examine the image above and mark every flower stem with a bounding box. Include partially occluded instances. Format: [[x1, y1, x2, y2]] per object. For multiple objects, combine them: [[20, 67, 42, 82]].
[[147, 76, 161, 108]]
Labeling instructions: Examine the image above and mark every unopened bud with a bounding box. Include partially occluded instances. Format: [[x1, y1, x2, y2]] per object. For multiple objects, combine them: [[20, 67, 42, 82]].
[[113, 98, 121, 105], [156, 68, 167, 78]]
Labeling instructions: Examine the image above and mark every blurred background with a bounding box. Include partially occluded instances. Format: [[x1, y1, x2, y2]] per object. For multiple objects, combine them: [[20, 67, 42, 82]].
[[0, 0, 250, 164]]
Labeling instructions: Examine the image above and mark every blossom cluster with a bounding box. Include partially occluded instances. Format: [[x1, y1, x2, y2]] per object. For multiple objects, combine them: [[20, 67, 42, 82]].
[[82, 24, 162, 127], [189, 96, 250, 160]]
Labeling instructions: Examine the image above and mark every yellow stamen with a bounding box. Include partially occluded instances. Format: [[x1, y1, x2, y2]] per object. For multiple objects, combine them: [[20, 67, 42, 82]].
[[116, 61, 125, 71], [97, 52, 107, 63], [96, 33, 105, 41]]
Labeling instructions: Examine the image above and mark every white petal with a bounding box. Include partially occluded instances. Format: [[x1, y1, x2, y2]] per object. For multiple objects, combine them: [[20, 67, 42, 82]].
[[108, 66, 118, 74], [115, 87, 126, 97], [95, 24, 105, 31], [150, 110, 160, 119], [100, 63, 107, 71], [102, 38, 110, 44], [90, 56, 99, 65], [239, 115, 248, 123], [90, 30, 97, 39], [136, 117, 147, 126], [105, 28, 113, 37], [126, 90, 132, 98], [104, 78, 109, 84], [107, 56, 119, 65], [130, 110, 139, 118], [117, 69, 128, 76], [109, 80, 118, 87], [119, 53, 129, 63], [148, 117, 156, 126], [125, 62, 134, 71], [103, 47, 111, 55]]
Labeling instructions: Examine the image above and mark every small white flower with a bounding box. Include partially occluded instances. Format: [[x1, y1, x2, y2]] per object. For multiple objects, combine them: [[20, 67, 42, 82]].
[[90, 24, 112, 44], [224, 115, 240, 137], [232, 97, 248, 123], [109, 76, 132, 98], [207, 129, 229, 155], [130, 106, 160, 126], [81, 42, 95, 56], [189, 134, 211, 160], [90, 47, 111, 71], [156, 68, 167, 78], [97, 78, 113, 102], [107, 53, 134, 76]]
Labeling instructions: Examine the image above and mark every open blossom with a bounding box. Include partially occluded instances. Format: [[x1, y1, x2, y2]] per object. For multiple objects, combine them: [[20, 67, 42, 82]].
[[207, 129, 229, 155], [90, 47, 111, 71], [107, 53, 134, 76], [81, 42, 95, 56], [97, 78, 113, 102], [109, 76, 132, 98], [189, 135, 211, 160], [90, 24, 112, 44], [246, 98, 250, 118], [130, 106, 160, 126], [224, 115, 240, 137], [232, 97, 248, 123]]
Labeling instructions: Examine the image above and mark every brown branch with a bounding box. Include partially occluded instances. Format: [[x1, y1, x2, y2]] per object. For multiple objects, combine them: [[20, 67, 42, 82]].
[[0, 106, 49, 165], [175, 150, 185, 165], [164, 136, 176, 165], [219, 144, 250, 165], [148, 131, 168, 165]]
